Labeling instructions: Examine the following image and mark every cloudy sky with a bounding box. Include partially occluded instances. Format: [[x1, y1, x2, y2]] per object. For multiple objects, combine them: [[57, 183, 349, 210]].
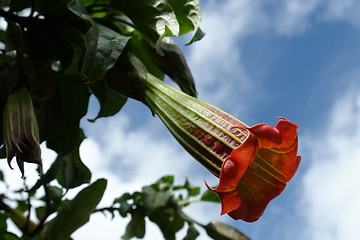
[[2, 0, 360, 239]]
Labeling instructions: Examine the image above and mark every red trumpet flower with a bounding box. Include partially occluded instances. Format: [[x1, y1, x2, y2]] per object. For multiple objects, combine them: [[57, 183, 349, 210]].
[[205, 118, 301, 222], [144, 74, 301, 222]]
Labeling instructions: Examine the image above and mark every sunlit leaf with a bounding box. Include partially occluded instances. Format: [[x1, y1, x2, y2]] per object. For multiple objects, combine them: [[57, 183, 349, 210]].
[[200, 190, 221, 203], [166, 0, 204, 44]]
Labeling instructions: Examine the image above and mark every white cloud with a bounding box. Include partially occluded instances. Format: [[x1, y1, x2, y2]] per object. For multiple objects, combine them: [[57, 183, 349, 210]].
[[301, 78, 360, 240], [272, 0, 319, 35], [321, 0, 360, 27]]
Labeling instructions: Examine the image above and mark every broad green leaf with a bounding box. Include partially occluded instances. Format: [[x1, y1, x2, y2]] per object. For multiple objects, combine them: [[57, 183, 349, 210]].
[[81, 23, 130, 83], [200, 190, 221, 203], [68, 0, 130, 83], [205, 221, 250, 240], [111, 0, 180, 51], [41, 179, 107, 240], [121, 208, 146, 240], [89, 79, 127, 122], [106, 52, 148, 102], [166, 0, 204, 44], [46, 74, 90, 156]]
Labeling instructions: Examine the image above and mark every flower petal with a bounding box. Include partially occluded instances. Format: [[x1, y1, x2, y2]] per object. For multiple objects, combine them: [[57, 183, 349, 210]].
[[208, 131, 258, 192], [208, 118, 301, 222]]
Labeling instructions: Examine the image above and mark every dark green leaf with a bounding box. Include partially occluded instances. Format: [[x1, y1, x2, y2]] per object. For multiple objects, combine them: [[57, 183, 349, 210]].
[[205, 221, 251, 240], [166, 0, 203, 44], [0, 214, 8, 232], [35, 206, 46, 221], [46, 74, 90, 156], [201, 190, 220, 203], [129, 31, 165, 80], [56, 130, 91, 189], [4, 21, 22, 51], [89, 79, 127, 122], [148, 207, 184, 240], [145, 37, 197, 97], [113, 193, 132, 217], [183, 224, 199, 240], [106, 52, 148, 102], [9, 0, 30, 12], [121, 208, 146, 240], [41, 179, 107, 240], [81, 23, 130, 83], [24, 23, 76, 67]]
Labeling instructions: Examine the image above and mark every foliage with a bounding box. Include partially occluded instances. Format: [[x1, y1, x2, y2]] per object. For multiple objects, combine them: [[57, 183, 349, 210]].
[[0, 0, 249, 239]]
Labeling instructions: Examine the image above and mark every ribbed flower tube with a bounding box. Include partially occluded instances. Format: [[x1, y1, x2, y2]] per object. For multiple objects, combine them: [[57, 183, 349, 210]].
[[145, 74, 248, 177], [144, 74, 301, 222]]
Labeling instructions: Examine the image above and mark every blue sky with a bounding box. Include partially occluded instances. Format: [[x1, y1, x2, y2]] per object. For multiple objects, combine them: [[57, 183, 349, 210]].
[[2, 1, 360, 239]]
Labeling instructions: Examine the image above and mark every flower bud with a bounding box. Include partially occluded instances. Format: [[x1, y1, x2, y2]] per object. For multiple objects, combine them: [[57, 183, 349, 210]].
[[3, 87, 42, 177], [144, 74, 301, 222]]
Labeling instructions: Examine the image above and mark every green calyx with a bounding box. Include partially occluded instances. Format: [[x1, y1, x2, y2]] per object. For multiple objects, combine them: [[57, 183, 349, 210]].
[[3, 87, 42, 177], [144, 74, 248, 177]]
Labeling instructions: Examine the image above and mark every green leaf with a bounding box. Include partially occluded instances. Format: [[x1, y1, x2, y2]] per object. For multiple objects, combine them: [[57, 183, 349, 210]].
[[81, 23, 130, 83], [205, 221, 250, 240], [143, 185, 171, 212], [166, 0, 204, 44], [41, 179, 107, 240], [69, 0, 130, 83], [106, 52, 148, 102], [113, 193, 132, 217], [111, 0, 179, 49], [89, 79, 127, 122], [145, 37, 197, 97], [56, 130, 91, 189], [130, 31, 165, 80], [174, 178, 200, 197], [35, 206, 46, 221], [46, 74, 90, 156], [186, 27, 205, 45], [0, 214, 8, 233], [121, 208, 146, 240], [183, 224, 199, 240], [148, 207, 184, 240], [200, 190, 220, 203], [4, 21, 22, 51]]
